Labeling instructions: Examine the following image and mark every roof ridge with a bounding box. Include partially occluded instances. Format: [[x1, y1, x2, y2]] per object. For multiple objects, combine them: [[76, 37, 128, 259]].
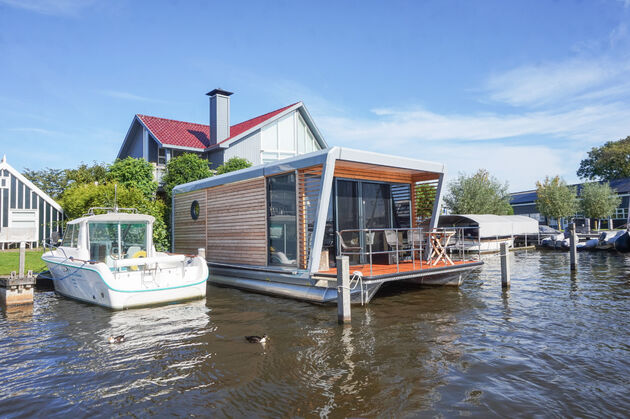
[[137, 114, 208, 127], [136, 102, 300, 130]]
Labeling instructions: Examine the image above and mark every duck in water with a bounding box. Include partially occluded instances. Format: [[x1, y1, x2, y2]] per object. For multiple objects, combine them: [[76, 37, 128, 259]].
[[245, 335, 269, 344], [108, 335, 125, 344]]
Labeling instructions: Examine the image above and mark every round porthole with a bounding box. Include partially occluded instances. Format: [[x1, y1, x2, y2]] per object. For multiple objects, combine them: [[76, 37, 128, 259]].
[[190, 200, 200, 220]]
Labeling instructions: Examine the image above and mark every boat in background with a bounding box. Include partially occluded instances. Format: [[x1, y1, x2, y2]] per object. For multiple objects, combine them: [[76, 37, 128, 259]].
[[42, 208, 208, 310], [613, 230, 630, 252]]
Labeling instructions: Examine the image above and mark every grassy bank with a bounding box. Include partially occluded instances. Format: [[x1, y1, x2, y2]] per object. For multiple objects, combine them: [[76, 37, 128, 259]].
[[0, 249, 47, 275]]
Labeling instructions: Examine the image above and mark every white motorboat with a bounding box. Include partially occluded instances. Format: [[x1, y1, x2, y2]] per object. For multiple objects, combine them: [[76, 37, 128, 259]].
[[42, 208, 208, 310]]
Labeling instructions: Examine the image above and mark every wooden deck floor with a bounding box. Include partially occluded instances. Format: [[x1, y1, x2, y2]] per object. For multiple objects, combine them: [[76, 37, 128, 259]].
[[318, 259, 478, 277]]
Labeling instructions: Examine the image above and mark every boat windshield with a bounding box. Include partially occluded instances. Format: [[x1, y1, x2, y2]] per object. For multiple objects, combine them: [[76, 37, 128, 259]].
[[61, 224, 79, 248], [88, 222, 148, 264]]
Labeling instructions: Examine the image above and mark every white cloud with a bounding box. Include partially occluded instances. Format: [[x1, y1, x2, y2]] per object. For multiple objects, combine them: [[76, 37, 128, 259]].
[[99, 90, 159, 102], [0, 0, 95, 16], [483, 59, 627, 107], [317, 102, 630, 145]]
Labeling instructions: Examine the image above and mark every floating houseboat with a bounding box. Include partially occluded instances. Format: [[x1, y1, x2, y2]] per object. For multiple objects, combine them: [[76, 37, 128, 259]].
[[172, 147, 483, 304]]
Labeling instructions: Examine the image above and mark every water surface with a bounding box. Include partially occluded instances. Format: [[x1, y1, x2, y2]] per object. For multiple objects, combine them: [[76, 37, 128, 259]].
[[1, 250, 629, 417]]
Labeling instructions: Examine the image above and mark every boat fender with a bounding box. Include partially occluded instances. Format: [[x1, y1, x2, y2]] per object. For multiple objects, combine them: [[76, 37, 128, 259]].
[[130, 250, 147, 271]]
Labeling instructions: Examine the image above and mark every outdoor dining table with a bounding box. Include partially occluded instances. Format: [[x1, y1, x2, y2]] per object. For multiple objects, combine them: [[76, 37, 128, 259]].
[[428, 230, 455, 266]]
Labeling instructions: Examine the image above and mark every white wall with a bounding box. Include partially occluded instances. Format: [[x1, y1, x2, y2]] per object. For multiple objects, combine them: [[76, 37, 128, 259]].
[[224, 130, 262, 165], [260, 111, 320, 163]]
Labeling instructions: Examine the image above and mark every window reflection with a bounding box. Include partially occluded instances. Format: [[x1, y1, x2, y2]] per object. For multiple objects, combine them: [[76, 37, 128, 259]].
[[267, 173, 297, 266]]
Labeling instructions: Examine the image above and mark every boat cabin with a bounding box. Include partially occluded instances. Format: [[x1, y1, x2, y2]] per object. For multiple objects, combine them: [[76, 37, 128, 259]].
[[172, 147, 482, 303], [60, 212, 154, 269]]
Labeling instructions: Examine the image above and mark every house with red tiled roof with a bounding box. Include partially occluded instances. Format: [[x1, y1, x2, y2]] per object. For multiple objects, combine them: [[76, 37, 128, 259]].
[[116, 89, 327, 183]]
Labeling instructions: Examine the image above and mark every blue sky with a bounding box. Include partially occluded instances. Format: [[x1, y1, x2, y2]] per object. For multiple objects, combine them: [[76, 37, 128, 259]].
[[1, 0, 629, 191]]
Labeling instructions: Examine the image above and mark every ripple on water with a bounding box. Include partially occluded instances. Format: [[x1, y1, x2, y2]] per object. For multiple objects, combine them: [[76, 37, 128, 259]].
[[0, 252, 629, 417]]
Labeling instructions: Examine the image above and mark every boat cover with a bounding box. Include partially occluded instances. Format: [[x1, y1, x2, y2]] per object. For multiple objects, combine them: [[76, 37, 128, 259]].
[[438, 214, 539, 238]]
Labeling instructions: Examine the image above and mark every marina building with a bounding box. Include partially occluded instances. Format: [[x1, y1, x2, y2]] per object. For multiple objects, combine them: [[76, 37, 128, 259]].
[[510, 178, 630, 229]]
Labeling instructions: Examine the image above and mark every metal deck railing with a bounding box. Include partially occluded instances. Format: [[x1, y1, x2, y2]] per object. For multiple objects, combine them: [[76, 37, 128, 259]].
[[336, 227, 482, 277]]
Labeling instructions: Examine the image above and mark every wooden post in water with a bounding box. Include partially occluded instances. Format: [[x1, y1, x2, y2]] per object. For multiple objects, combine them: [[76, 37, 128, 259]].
[[336, 256, 351, 324], [569, 223, 577, 272], [19, 242, 25, 278], [1, 242, 35, 306], [500, 242, 510, 288]]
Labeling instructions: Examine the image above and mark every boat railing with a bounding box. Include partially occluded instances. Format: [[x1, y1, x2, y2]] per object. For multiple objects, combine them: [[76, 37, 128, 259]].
[[84, 206, 139, 216], [336, 227, 481, 276], [42, 239, 70, 261]]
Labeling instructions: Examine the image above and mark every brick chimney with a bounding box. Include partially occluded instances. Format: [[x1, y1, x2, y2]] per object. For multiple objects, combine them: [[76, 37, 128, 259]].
[[206, 88, 233, 146]]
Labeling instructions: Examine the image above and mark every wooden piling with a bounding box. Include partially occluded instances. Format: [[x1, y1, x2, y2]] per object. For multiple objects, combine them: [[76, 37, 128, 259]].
[[336, 256, 351, 324], [19, 242, 25, 278], [569, 223, 577, 271], [1, 242, 36, 306], [500, 242, 510, 288]]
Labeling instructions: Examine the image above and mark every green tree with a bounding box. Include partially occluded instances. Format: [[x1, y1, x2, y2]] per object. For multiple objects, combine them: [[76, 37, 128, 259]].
[[216, 157, 252, 175], [22, 167, 69, 199], [577, 136, 630, 181], [443, 169, 513, 215], [60, 183, 169, 250], [535, 176, 578, 225], [415, 183, 437, 219], [162, 153, 212, 200], [579, 182, 621, 230], [66, 161, 109, 186], [107, 157, 157, 198]]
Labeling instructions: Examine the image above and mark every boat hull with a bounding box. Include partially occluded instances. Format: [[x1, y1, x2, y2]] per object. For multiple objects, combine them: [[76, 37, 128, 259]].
[[614, 231, 630, 253], [208, 261, 483, 304], [43, 256, 208, 310]]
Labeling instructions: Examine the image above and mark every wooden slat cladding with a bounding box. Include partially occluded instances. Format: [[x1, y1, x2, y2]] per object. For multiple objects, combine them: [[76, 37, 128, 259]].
[[206, 177, 267, 266], [334, 160, 439, 184], [173, 190, 207, 255], [297, 165, 323, 269]]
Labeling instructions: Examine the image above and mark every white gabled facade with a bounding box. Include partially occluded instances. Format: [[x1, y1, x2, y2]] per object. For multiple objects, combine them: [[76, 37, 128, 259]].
[[0, 155, 64, 248]]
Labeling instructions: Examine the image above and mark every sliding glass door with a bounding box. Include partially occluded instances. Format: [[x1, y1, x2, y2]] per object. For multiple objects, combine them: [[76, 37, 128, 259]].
[[335, 179, 393, 264]]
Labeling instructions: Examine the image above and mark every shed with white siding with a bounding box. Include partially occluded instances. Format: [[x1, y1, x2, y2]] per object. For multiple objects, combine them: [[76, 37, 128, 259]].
[[0, 155, 64, 248]]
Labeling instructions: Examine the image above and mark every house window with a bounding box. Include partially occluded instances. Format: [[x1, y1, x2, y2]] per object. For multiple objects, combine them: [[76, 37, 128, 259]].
[[0, 175, 8, 189], [158, 148, 167, 165], [261, 112, 320, 163], [267, 173, 297, 266]]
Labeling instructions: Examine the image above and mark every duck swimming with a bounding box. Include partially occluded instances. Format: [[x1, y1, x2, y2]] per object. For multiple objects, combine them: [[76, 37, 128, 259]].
[[245, 335, 269, 344], [108, 335, 125, 344]]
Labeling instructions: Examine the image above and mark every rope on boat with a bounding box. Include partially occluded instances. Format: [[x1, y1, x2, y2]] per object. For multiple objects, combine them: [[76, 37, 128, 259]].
[[48, 262, 90, 281]]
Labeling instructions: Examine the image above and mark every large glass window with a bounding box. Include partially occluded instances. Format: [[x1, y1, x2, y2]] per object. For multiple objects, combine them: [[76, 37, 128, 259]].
[[88, 222, 148, 264], [267, 173, 297, 266]]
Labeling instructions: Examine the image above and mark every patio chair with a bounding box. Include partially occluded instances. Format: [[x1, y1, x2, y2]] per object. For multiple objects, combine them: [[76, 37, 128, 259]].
[[384, 230, 410, 264], [336, 231, 361, 256]]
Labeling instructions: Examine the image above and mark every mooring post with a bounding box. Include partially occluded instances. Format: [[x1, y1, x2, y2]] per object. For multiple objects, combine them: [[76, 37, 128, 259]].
[[336, 256, 351, 324], [569, 223, 577, 271], [197, 247, 206, 259], [500, 242, 510, 288], [1, 241, 35, 306], [19, 242, 26, 278]]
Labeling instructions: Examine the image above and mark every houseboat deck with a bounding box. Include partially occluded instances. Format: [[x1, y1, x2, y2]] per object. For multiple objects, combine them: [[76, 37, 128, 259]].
[[317, 259, 483, 282]]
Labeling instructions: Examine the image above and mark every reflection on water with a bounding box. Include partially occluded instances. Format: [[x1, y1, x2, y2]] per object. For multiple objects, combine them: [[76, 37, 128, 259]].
[[1, 251, 629, 417]]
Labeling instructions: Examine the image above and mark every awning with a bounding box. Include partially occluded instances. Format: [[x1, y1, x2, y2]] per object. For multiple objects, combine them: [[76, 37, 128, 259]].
[[438, 214, 539, 238]]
